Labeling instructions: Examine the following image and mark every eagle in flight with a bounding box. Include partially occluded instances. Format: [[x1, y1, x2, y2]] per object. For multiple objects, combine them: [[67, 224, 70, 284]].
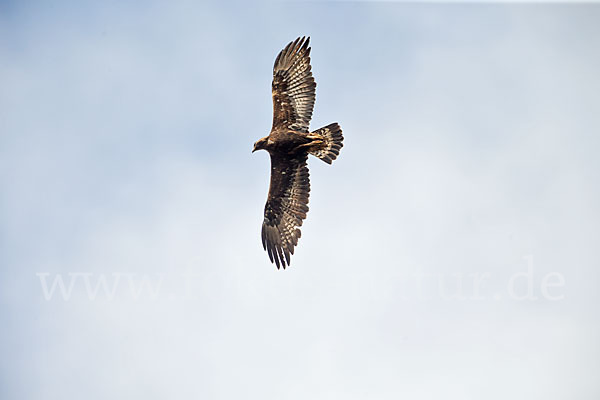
[[253, 36, 344, 269]]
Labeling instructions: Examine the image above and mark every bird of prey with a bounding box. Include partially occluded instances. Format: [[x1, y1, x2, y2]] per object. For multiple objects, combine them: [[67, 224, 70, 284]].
[[253, 36, 344, 269]]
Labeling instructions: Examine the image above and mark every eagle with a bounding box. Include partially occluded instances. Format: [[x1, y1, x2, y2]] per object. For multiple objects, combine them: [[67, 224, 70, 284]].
[[253, 36, 344, 269]]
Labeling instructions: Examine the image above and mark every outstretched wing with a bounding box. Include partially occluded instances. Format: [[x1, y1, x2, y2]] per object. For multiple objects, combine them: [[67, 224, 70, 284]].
[[272, 36, 316, 133], [262, 152, 310, 269]]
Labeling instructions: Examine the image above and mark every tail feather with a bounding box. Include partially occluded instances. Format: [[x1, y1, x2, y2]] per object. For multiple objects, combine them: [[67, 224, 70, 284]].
[[309, 123, 344, 164]]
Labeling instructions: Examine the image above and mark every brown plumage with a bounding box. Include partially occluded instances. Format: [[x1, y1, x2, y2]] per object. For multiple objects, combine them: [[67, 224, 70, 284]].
[[253, 36, 344, 269]]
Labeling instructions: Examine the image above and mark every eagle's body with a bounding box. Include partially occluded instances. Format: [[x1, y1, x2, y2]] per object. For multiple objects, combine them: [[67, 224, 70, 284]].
[[253, 36, 344, 269], [263, 129, 312, 152]]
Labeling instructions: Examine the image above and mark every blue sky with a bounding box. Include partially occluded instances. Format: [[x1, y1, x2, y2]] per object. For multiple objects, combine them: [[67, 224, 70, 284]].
[[1, 1, 600, 399]]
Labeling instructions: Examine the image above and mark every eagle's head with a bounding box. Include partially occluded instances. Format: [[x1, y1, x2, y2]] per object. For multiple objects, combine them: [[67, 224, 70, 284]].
[[252, 137, 268, 153]]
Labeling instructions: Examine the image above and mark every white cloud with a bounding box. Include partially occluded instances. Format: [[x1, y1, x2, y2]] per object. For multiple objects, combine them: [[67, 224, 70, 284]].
[[1, 2, 599, 399]]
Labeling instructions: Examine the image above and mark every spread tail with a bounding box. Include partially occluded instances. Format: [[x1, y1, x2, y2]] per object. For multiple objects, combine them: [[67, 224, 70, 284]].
[[309, 123, 344, 164]]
